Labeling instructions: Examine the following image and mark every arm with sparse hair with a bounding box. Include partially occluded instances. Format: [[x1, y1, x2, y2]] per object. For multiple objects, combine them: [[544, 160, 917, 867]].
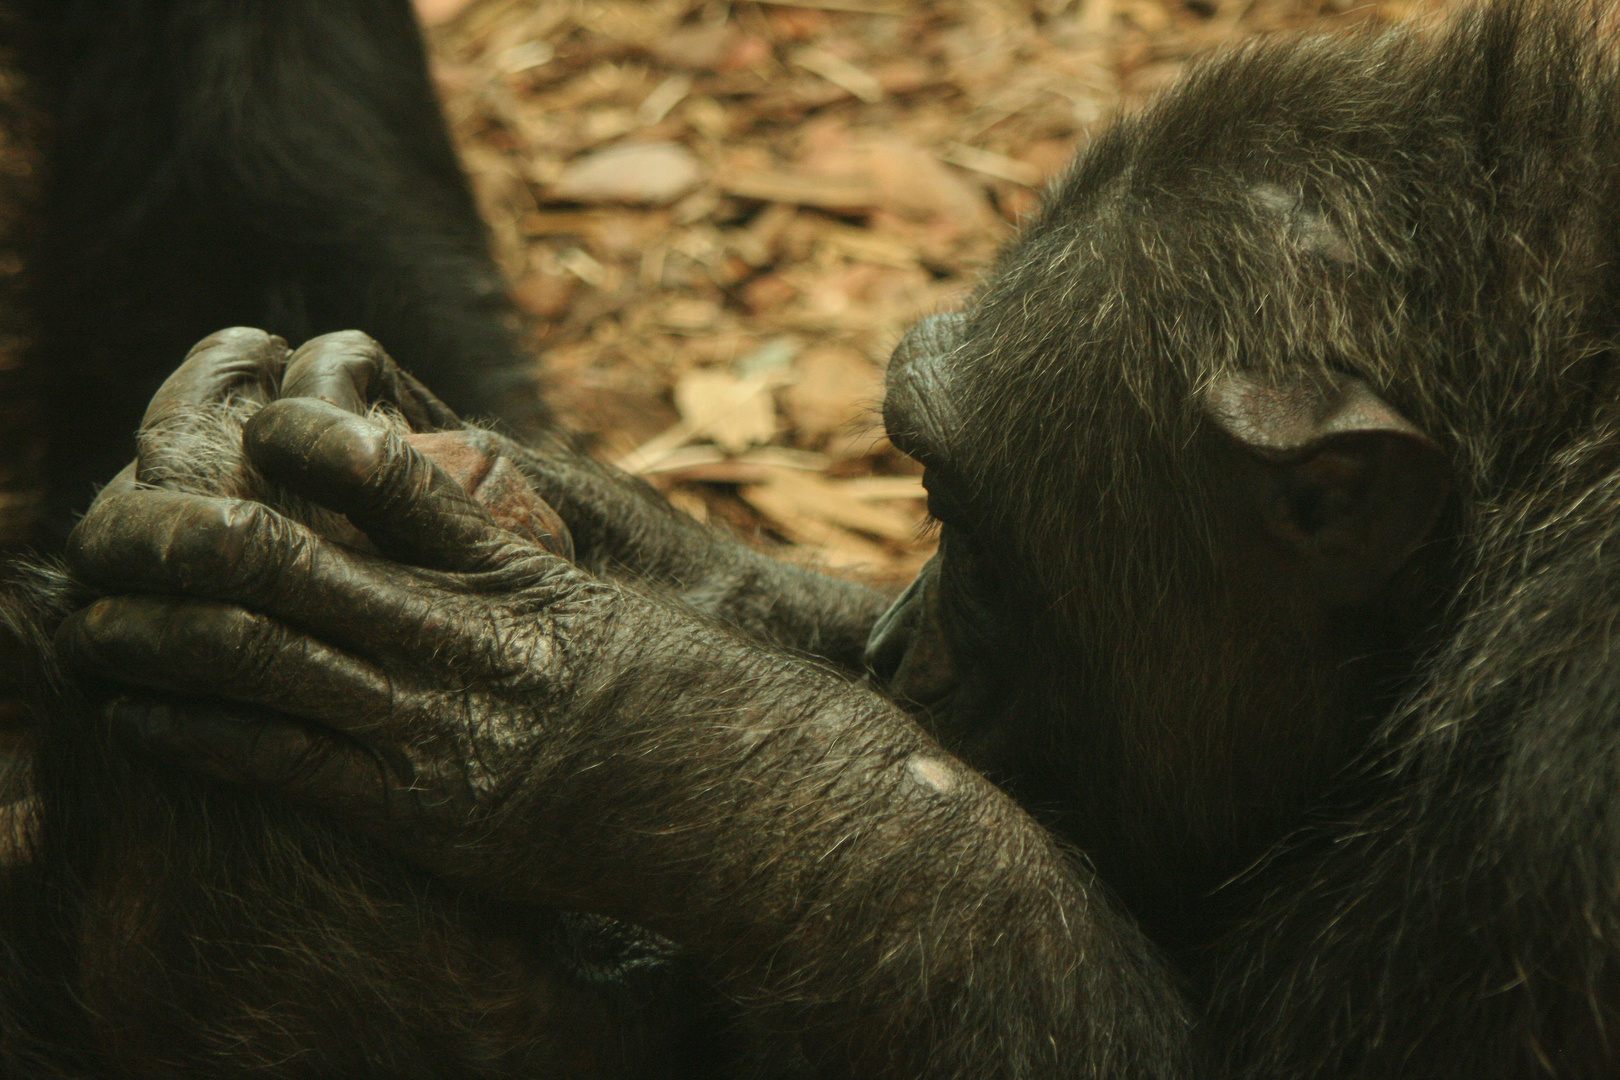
[[60, 404, 1189, 1080]]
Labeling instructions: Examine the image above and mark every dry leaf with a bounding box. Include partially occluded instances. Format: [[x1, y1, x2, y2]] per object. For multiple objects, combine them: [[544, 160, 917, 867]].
[[510, 269, 578, 319], [783, 527, 894, 569], [674, 369, 781, 454], [660, 296, 721, 331], [743, 469, 922, 544], [652, 23, 738, 70], [865, 137, 998, 234], [743, 479, 895, 567], [939, 142, 1043, 186], [720, 169, 878, 210], [664, 486, 711, 523], [743, 273, 800, 314], [551, 142, 704, 205], [784, 344, 883, 447], [792, 47, 886, 104], [841, 475, 926, 501], [819, 225, 919, 269]]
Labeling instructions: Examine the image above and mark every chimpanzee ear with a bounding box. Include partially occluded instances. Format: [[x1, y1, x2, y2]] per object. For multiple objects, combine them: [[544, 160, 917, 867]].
[[1202, 370, 1451, 605]]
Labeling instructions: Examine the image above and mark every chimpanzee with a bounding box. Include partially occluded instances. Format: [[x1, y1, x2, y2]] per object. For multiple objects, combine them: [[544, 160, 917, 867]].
[[9, 1, 1620, 1077], [3, 0, 544, 538]]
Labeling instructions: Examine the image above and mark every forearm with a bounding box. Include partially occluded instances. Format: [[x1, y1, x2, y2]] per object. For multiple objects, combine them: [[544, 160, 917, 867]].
[[513, 614, 1191, 1078], [63, 383, 1180, 1075], [503, 436, 892, 671]]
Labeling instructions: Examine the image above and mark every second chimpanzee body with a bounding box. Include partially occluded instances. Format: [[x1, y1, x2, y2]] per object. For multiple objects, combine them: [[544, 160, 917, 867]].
[[5, 0, 545, 534], [6, 1, 1620, 1077]]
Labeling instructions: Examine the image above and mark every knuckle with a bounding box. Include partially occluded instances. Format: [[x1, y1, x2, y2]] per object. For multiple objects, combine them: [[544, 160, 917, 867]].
[[76, 598, 123, 644], [228, 501, 314, 596], [183, 326, 277, 364], [248, 722, 318, 783], [218, 498, 280, 548], [168, 498, 257, 577], [315, 415, 395, 488], [62, 598, 162, 671], [67, 599, 131, 658], [188, 606, 281, 684], [350, 427, 439, 518], [164, 498, 307, 598], [312, 329, 382, 355], [63, 498, 125, 571]]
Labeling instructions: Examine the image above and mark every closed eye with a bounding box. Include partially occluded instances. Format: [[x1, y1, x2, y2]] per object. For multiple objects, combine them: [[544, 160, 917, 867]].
[[923, 471, 970, 528]]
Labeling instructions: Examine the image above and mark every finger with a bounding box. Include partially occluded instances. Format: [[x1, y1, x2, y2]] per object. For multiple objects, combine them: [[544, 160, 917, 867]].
[[65, 492, 458, 655], [244, 398, 518, 571], [93, 461, 138, 500], [137, 328, 290, 486], [404, 433, 575, 559], [141, 328, 289, 427], [108, 695, 414, 825], [62, 596, 401, 732], [66, 459, 137, 566], [270, 337, 563, 557], [282, 330, 461, 432]]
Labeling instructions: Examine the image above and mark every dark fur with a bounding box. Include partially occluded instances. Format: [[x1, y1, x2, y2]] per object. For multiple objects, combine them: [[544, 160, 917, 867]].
[[6, 2, 1620, 1077], [893, 0, 1620, 1073], [6, 0, 546, 538]]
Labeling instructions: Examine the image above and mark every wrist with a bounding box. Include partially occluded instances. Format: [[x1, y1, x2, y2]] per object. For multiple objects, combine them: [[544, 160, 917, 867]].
[[512, 614, 1027, 929]]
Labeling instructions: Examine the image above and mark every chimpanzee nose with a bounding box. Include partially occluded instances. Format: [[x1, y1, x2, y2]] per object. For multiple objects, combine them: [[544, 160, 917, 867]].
[[887, 312, 968, 379], [882, 312, 968, 468]]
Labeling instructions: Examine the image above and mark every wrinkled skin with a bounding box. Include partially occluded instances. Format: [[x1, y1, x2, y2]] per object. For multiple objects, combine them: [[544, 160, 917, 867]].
[[58, 328, 1187, 1079]]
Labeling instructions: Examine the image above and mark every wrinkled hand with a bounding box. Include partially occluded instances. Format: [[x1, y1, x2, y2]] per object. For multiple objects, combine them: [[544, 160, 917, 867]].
[[50, 332, 1122, 1080], [61, 392, 653, 891], [163, 327, 890, 671], [57, 325, 897, 923], [128, 325, 574, 557], [59, 380, 914, 931], [53, 328, 705, 902]]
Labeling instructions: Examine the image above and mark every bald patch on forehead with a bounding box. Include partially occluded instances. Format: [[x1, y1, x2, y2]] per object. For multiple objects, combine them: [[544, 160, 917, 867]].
[[1251, 183, 1355, 265]]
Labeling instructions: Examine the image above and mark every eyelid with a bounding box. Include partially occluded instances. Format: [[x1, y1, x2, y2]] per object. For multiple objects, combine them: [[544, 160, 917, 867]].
[[923, 472, 969, 525], [926, 493, 961, 523]]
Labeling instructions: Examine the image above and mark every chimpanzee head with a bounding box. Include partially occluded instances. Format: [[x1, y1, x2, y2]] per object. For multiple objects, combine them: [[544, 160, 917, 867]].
[[868, 0, 1620, 918]]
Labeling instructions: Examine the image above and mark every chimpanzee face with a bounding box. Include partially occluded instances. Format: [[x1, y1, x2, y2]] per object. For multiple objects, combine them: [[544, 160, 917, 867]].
[[867, 313, 973, 708], [866, 309, 1049, 808], [870, 253, 1452, 903]]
